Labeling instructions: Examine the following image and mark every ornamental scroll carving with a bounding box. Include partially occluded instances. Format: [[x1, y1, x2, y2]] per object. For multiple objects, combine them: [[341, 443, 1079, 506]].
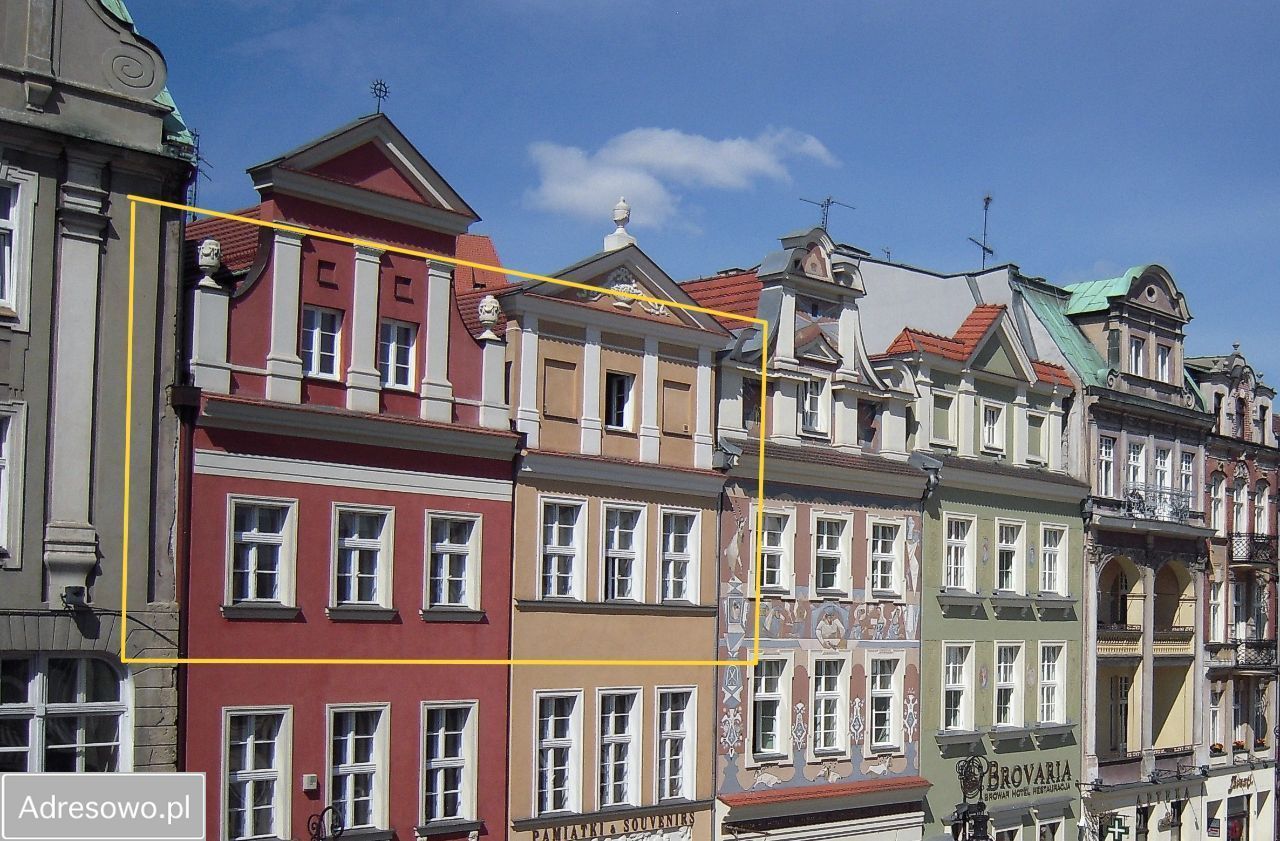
[[577, 267, 669, 316]]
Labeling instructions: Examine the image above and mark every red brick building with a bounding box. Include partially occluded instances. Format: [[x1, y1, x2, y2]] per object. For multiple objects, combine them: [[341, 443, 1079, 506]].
[[179, 114, 516, 841]]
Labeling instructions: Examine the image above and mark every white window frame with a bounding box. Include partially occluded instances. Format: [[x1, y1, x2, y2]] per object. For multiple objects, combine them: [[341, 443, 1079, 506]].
[[419, 701, 478, 825], [866, 654, 902, 753], [222, 706, 292, 841], [942, 643, 974, 732], [596, 688, 641, 810], [981, 400, 1007, 454], [534, 690, 582, 816], [931, 391, 957, 446], [1156, 344, 1171, 382], [1037, 818, 1066, 841], [425, 512, 482, 611], [1026, 410, 1047, 464], [1098, 435, 1116, 497], [604, 371, 636, 431], [540, 497, 586, 601], [301, 305, 343, 379], [0, 164, 36, 330], [799, 377, 829, 435], [943, 514, 976, 592], [1210, 689, 1223, 750], [1180, 452, 1195, 497], [1233, 479, 1247, 532], [377, 318, 417, 389], [601, 504, 645, 603], [654, 687, 695, 803], [1039, 524, 1067, 596], [1254, 482, 1269, 535], [1038, 643, 1065, 724], [810, 656, 848, 758], [756, 508, 794, 595], [0, 403, 24, 570], [1126, 441, 1146, 487], [330, 504, 394, 609], [1211, 474, 1226, 535], [1129, 336, 1146, 377], [995, 519, 1025, 594], [225, 495, 298, 608], [1155, 447, 1172, 489], [0, 655, 132, 774], [811, 511, 852, 595], [749, 657, 791, 763], [1209, 580, 1224, 643], [659, 508, 698, 604], [868, 517, 905, 598], [993, 643, 1023, 728], [326, 703, 390, 832], [1109, 674, 1130, 752]]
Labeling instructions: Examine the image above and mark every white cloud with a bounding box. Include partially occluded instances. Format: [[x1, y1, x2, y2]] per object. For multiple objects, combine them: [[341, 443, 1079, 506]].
[[526, 127, 838, 228]]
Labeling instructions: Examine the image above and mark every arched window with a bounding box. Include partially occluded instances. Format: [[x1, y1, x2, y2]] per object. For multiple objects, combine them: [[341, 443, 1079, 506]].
[[1211, 473, 1226, 535], [1254, 482, 1270, 535], [1233, 479, 1247, 532], [0, 655, 128, 772]]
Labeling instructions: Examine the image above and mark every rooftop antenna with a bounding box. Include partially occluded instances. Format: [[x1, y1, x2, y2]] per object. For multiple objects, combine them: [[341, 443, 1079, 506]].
[[882, 247, 892, 263], [370, 79, 389, 114], [800, 195, 855, 230], [967, 194, 994, 269], [186, 128, 213, 221]]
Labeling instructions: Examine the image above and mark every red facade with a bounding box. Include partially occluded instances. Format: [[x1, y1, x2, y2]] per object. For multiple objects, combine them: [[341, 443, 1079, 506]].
[[180, 114, 515, 841]]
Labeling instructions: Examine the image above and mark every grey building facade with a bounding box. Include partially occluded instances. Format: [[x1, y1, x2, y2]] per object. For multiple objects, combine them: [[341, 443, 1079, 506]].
[[0, 0, 193, 771]]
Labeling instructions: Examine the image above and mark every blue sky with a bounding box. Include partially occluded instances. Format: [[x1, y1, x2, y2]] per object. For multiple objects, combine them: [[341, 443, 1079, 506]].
[[134, 1, 1280, 370]]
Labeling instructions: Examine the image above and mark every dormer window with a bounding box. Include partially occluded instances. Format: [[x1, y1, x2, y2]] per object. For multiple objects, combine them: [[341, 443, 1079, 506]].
[[1129, 337, 1146, 377], [604, 372, 634, 431], [799, 377, 828, 435], [981, 401, 1006, 453], [1156, 345, 1171, 382]]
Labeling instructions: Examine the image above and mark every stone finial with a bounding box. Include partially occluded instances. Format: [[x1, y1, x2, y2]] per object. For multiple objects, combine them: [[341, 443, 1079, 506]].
[[603, 196, 637, 252], [477, 294, 501, 341], [196, 238, 222, 288]]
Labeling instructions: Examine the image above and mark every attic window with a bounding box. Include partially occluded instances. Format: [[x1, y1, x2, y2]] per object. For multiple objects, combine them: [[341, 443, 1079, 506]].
[[1145, 285, 1157, 301]]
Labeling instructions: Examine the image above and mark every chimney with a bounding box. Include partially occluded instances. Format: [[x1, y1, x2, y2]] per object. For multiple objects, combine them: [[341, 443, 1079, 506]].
[[603, 197, 636, 252]]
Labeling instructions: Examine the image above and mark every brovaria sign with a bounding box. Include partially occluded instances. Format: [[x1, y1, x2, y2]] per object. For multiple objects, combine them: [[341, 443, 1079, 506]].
[[984, 759, 1074, 802]]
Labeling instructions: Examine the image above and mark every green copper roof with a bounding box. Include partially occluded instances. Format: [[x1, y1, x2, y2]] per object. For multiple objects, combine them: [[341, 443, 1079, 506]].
[[1062, 266, 1152, 315], [1016, 278, 1111, 387], [97, 0, 194, 149]]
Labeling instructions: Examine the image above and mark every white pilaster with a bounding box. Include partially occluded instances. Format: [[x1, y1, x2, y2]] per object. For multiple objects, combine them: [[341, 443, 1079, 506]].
[[580, 327, 602, 455], [1140, 564, 1156, 776], [1012, 385, 1029, 464], [345, 245, 383, 412], [515, 316, 541, 448], [693, 346, 713, 469], [420, 260, 455, 422], [190, 274, 231, 394], [957, 374, 977, 457], [772, 379, 801, 445], [1048, 396, 1065, 471], [639, 336, 660, 462], [44, 157, 108, 599], [915, 366, 934, 449], [775, 292, 796, 365], [265, 230, 304, 403], [1192, 569, 1206, 766], [719, 367, 745, 434], [880, 398, 909, 457], [836, 304, 858, 378], [1083, 555, 1101, 782]]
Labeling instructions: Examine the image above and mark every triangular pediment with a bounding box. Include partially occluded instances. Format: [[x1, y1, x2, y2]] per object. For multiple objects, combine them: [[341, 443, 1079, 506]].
[[969, 318, 1036, 383], [529, 245, 727, 335], [797, 330, 841, 365], [247, 114, 479, 233]]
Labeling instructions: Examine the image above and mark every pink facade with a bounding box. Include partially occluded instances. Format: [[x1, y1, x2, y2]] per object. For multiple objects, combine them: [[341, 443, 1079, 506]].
[[181, 114, 516, 841]]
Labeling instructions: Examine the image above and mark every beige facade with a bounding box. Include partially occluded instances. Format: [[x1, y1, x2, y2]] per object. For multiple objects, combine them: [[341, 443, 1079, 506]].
[[500, 237, 728, 841]]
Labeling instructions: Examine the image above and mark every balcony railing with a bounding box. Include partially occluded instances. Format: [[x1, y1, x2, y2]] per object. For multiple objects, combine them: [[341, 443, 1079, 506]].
[[1122, 483, 1193, 524], [1231, 637, 1277, 669], [1230, 532, 1278, 565]]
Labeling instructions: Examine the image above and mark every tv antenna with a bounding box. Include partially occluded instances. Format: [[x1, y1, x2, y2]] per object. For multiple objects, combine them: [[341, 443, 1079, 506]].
[[370, 79, 390, 113], [800, 195, 855, 230], [882, 247, 892, 263], [967, 194, 994, 269]]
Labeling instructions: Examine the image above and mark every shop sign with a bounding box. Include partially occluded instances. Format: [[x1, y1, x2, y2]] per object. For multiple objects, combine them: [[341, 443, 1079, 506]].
[[1227, 774, 1253, 794], [530, 811, 696, 841], [1207, 817, 1221, 837], [984, 758, 1073, 802]]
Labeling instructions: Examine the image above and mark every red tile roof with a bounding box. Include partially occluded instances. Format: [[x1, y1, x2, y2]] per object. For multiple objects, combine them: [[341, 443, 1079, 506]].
[[880, 303, 1072, 388], [719, 775, 930, 808], [454, 233, 514, 339], [681, 269, 761, 326], [185, 205, 264, 273]]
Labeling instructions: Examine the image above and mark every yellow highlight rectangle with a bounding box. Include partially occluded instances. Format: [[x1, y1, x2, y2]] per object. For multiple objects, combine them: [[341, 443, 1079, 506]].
[[123, 195, 769, 667]]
